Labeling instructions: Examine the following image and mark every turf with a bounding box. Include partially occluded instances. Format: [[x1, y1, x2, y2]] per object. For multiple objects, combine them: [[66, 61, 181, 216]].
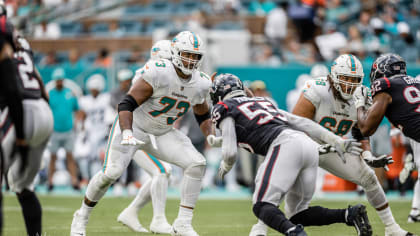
[[3, 195, 420, 236]]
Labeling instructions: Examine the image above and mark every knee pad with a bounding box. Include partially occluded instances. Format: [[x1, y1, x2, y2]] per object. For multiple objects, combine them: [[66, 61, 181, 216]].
[[103, 163, 124, 181], [184, 162, 206, 180], [359, 166, 378, 192]]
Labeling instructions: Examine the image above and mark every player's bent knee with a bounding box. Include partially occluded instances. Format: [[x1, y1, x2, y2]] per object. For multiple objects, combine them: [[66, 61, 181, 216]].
[[360, 167, 378, 191], [103, 165, 125, 181], [184, 162, 206, 179]]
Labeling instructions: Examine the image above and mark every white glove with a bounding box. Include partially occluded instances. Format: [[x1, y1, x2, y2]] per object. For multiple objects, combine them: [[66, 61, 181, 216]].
[[207, 135, 223, 147], [362, 151, 394, 171], [333, 138, 363, 163], [121, 129, 145, 146], [399, 153, 415, 184], [353, 86, 369, 109], [217, 160, 233, 180]]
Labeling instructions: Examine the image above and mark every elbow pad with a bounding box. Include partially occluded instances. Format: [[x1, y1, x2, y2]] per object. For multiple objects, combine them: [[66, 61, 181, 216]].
[[194, 111, 210, 126], [351, 126, 369, 141], [118, 94, 138, 113]]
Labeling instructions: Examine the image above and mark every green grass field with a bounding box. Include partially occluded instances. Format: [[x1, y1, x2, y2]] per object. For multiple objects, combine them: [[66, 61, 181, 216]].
[[3, 195, 420, 236]]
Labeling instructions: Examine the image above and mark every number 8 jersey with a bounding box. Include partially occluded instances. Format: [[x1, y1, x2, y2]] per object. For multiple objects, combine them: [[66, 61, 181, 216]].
[[371, 75, 420, 142], [302, 77, 359, 139], [132, 59, 211, 135]]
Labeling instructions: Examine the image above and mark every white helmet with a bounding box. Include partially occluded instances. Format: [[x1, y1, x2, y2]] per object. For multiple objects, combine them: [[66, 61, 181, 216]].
[[86, 74, 105, 92], [330, 54, 364, 100], [150, 40, 172, 60], [310, 64, 329, 78], [171, 31, 205, 75]]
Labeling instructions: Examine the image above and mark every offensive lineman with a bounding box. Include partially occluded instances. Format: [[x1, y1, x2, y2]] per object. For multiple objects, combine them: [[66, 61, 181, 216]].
[[250, 54, 412, 236], [210, 73, 370, 236], [4, 24, 53, 236], [71, 31, 213, 236], [355, 53, 420, 227], [117, 39, 173, 234]]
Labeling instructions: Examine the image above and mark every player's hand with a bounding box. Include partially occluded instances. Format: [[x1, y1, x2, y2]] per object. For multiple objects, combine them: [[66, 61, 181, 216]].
[[334, 138, 362, 163], [207, 135, 223, 147], [14, 138, 29, 174], [217, 160, 233, 180], [399, 153, 415, 184], [121, 129, 145, 146], [318, 144, 336, 155], [353, 86, 369, 109], [362, 151, 394, 171]]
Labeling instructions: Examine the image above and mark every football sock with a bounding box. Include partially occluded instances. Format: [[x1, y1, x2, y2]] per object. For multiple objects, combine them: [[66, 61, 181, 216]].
[[378, 207, 396, 227], [80, 202, 93, 218], [151, 174, 168, 218], [178, 206, 193, 223], [128, 179, 151, 213], [253, 202, 295, 234], [180, 165, 205, 209], [289, 206, 345, 226], [411, 180, 420, 214], [17, 189, 41, 236]]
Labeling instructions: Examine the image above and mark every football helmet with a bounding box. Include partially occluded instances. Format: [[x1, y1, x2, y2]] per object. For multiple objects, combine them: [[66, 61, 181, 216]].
[[370, 53, 406, 84], [150, 39, 171, 60], [171, 31, 205, 75], [86, 74, 105, 92], [210, 73, 246, 105], [330, 54, 364, 100]]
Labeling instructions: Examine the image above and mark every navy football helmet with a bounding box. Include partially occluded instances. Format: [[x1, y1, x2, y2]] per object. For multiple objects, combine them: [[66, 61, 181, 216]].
[[370, 53, 407, 83], [210, 73, 246, 105]]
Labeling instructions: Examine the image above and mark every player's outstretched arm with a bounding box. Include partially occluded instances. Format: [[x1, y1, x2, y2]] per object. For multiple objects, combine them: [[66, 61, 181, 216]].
[[118, 78, 152, 131], [218, 117, 237, 180], [193, 102, 214, 137], [356, 93, 391, 136]]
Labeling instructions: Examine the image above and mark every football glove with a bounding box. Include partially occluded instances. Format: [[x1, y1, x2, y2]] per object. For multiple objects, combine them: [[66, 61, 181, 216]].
[[362, 151, 394, 171], [207, 134, 223, 147], [334, 138, 363, 163], [318, 143, 336, 155], [121, 129, 145, 146], [399, 153, 415, 184], [217, 160, 233, 180], [354, 86, 369, 109]]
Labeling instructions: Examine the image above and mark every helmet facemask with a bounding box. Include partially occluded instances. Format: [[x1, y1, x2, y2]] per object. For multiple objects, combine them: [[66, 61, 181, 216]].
[[331, 74, 362, 100], [173, 50, 203, 75]]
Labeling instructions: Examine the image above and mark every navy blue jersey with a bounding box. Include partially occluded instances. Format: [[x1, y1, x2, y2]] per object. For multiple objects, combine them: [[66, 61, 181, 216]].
[[211, 96, 289, 156], [371, 75, 420, 142], [13, 37, 42, 100]]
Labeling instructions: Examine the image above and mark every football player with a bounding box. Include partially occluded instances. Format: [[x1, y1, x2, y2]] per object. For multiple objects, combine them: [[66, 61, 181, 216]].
[[3, 22, 53, 236], [210, 73, 370, 236], [71, 31, 213, 236], [355, 53, 420, 226], [117, 39, 173, 234]]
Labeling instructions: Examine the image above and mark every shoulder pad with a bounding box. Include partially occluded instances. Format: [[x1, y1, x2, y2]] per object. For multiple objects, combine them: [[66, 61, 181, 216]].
[[371, 77, 391, 97]]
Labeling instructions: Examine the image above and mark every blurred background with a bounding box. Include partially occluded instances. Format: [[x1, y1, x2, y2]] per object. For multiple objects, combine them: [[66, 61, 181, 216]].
[[4, 0, 420, 198]]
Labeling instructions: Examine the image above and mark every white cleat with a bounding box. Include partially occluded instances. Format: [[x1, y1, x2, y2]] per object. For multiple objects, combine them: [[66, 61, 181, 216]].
[[385, 223, 415, 236], [117, 208, 149, 233], [249, 222, 268, 236], [408, 214, 420, 223], [150, 216, 172, 234], [171, 219, 199, 236], [70, 210, 88, 236]]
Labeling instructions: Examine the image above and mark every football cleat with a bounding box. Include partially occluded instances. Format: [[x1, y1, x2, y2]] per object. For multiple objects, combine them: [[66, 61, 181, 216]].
[[117, 208, 148, 233], [285, 224, 307, 236], [70, 210, 88, 236], [171, 219, 199, 236], [408, 214, 420, 223], [150, 216, 172, 234], [249, 222, 268, 236], [385, 223, 416, 236], [345, 204, 372, 236]]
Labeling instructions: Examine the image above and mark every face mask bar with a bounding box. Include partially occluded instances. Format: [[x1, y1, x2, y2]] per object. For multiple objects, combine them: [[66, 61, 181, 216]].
[[175, 51, 203, 74], [336, 75, 362, 96]]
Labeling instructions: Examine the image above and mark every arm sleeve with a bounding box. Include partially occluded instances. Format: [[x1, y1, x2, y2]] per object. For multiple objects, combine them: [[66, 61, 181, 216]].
[[220, 117, 238, 166], [278, 109, 341, 145], [0, 58, 25, 139]]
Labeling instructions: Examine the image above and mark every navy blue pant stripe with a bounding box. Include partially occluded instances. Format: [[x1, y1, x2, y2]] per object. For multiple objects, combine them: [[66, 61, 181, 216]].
[[257, 145, 281, 202], [0, 114, 12, 141]]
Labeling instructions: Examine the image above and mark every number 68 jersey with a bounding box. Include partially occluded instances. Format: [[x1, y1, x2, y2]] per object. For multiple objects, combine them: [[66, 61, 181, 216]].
[[302, 78, 359, 139], [132, 59, 211, 136], [371, 75, 420, 142]]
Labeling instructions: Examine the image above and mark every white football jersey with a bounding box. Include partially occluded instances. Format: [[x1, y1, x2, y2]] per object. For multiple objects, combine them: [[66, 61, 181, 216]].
[[302, 77, 359, 139], [132, 59, 211, 135], [79, 93, 114, 135]]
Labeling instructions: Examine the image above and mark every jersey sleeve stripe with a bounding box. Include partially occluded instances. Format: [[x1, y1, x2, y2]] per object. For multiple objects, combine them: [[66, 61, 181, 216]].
[[383, 77, 391, 88], [217, 101, 228, 110]]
